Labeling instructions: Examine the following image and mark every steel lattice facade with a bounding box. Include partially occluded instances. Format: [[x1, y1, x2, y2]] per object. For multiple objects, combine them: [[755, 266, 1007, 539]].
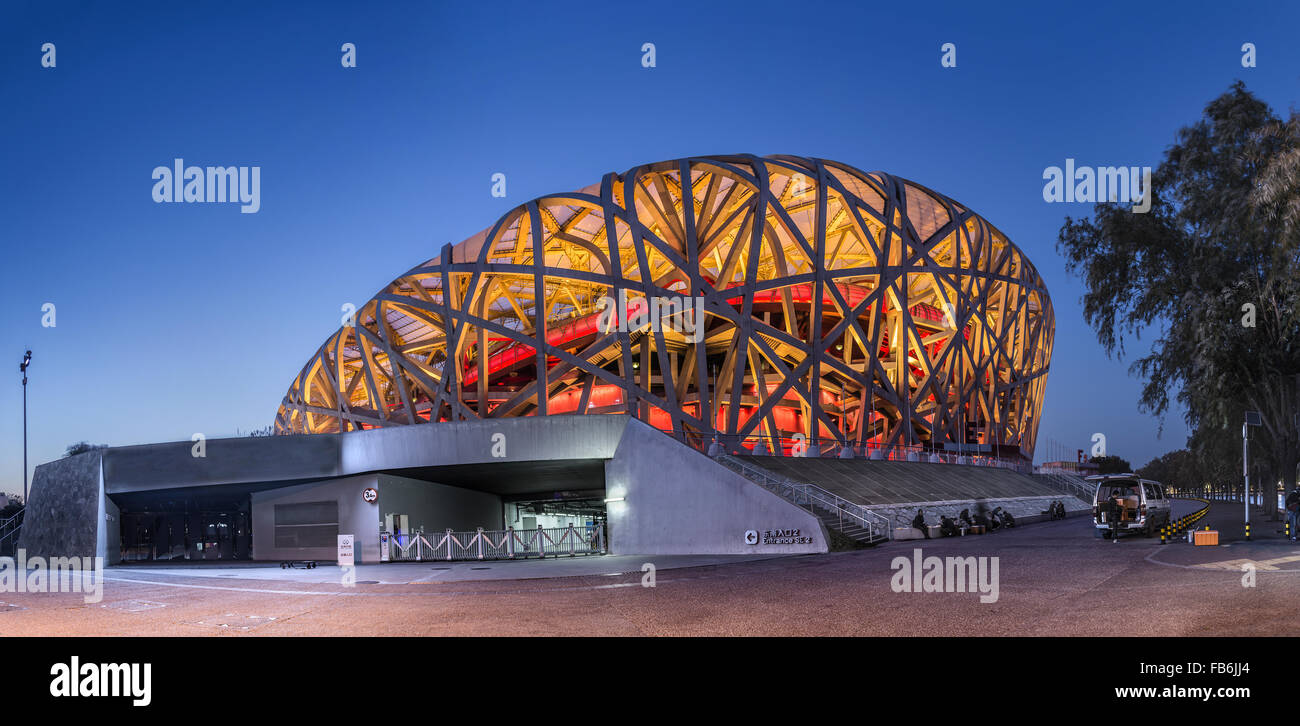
[[275, 155, 1054, 459]]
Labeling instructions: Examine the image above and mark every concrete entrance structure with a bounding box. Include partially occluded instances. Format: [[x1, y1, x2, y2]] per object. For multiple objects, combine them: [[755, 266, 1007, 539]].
[[18, 415, 828, 563]]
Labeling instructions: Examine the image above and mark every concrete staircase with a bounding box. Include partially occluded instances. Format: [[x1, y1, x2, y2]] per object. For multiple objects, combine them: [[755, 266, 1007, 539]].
[[813, 510, 876, 543], [715, 454, 890, 545]]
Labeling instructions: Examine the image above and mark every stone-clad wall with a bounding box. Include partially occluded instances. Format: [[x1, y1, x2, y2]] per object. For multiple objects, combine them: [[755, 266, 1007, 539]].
[[16, 451, 103, 560], [872, 494, 1090, 534]]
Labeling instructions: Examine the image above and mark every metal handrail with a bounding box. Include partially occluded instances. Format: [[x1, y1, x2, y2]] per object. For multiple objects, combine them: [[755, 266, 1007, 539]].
[[698, 433, 1032, 474], [0, 508, 24, 542], [1039, 471, 1089, 500], [716, 453, 889, 541], [0, 507, 23, 533], [0, 508, 23, 555], [1034, 470, 1094, 502]]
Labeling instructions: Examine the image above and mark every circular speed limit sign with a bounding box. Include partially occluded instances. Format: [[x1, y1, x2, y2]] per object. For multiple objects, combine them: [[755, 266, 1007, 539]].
[[362, 487, 378, 503]]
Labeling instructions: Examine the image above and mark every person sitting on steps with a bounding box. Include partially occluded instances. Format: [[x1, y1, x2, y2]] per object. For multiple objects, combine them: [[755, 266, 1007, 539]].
[[911, 508, 930, 539], [939, 515, 960, 537]]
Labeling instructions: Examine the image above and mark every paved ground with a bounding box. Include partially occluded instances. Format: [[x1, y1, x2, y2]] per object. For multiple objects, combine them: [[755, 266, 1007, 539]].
[[104, 552, 792, 583], [1, 498, 1295, 636]]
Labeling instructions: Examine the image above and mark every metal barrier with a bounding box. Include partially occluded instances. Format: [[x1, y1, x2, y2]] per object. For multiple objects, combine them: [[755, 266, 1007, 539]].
[[716, 454, 890, 543], [385, 524, 605, 562]]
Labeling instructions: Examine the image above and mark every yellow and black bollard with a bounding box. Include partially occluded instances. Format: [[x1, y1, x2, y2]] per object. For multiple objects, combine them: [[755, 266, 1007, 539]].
[[1245, 522, 1250, 541], [1160, 526, 1166, 545]]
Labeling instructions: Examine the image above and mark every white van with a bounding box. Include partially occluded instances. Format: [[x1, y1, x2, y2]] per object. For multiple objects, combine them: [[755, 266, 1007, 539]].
[[1089, 474, 1171, 538]]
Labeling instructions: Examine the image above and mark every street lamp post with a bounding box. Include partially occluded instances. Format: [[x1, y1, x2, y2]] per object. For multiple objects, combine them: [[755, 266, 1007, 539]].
[[1244, 410, 1262, 540], [19, 350, 30, 505]]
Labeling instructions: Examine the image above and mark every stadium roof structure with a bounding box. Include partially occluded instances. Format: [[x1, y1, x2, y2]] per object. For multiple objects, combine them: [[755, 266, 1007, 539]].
[[276, 154, 1054, 459]]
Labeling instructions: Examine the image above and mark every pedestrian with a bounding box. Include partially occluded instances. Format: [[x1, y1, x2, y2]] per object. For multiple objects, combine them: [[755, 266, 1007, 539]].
[[912, 508, 930, 539], [1103, 492, 1122, 541], [1286, 487, 1300, 541]]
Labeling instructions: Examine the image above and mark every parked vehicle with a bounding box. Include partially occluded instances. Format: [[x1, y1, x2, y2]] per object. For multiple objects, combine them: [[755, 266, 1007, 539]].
[[1089, 474, 1171, 539]]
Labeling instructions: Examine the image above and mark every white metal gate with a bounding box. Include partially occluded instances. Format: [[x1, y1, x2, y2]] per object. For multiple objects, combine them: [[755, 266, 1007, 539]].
[[384, 524, 604, 562]]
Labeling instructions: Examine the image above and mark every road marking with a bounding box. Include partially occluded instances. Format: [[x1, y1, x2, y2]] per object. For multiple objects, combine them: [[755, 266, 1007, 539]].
[[1188, 552, 1300, 571], [190, 613, 278, 630], [102, 599, 167, 612], [1145, 548, 1300, 572]]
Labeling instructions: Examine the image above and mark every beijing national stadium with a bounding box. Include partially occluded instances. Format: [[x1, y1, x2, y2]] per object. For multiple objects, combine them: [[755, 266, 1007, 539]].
[[17, 155, 1063, 565]]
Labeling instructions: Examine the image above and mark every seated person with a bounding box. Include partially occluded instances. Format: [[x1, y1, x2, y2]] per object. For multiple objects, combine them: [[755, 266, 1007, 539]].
[[911, 509, 930, 539], [939, 515, 960, 537]]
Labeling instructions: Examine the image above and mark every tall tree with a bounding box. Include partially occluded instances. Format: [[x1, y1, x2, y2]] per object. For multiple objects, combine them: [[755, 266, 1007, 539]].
[[1137, 449, 1201, 493], [63, 442, 108, 457], [1091, 455, 1133, 474], [1058, 81, 1300, 492]]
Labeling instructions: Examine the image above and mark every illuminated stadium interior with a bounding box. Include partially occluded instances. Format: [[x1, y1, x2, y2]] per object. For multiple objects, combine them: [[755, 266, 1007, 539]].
[[275, 154, 1054, 460]]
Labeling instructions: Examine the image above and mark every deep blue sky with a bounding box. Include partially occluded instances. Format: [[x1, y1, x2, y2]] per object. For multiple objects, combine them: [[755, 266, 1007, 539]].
[[3, 0, 1298, 497]]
